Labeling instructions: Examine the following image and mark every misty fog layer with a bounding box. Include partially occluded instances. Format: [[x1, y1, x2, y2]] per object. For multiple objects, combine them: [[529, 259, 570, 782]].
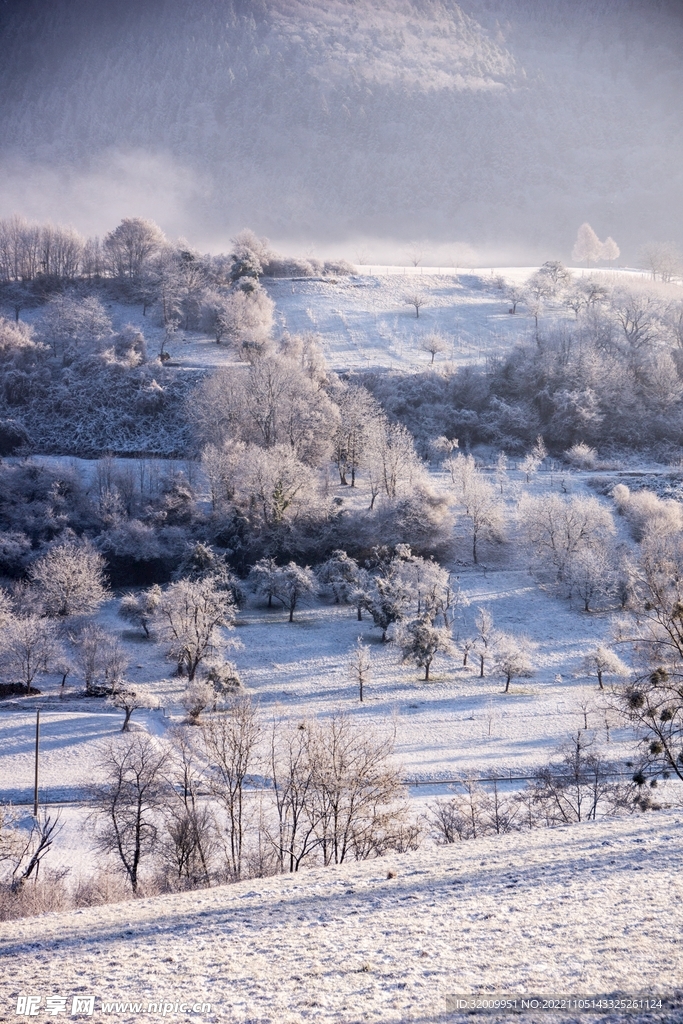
[[0, 0, 682, 260]]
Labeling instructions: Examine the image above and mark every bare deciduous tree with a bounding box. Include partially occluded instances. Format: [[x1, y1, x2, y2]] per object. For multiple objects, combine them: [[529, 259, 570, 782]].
[[405, 292, 426, 318], [474, 607, 494, 678], [349, 637, 371, 702], [306, 712, 405, 866], [202, 698, 261, 880], [91, 735, 169, 893]]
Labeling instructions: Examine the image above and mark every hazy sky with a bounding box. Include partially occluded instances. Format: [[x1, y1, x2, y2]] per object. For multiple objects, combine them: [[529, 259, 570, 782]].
[[0, 0, 681, 263]]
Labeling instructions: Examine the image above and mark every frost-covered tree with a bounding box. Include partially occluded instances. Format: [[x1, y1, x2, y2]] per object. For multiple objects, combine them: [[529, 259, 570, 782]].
[[366, 419, 423, 504], [28, 541, 108, 617], [192, 352, 338, 467], [182, 679, 217, 724], [2, 615, 58, 693], [155, 578, 236, 680], [199, 290, 233, 343], [565, 442, 598, 470], [390, 545, 453, 624], [639, 241, 682, 282], [248, 557, 280, 608], [236, 444, 318, 528], [567, 547, 614, 612], [118, 586, 162, 638], [405, 292, 426, 318], [211, 283, 274, 355], [420, 332, 448, 364], [108, 685, 161, 732], [330, 383, 379, 487], [399, 616, 455, 680], [446, 453, 503, 563], [582, 646, 629, 690], [349, 637, 371, 702], [271, 563, 317, 622], [229, 229, 272, 281], [493, 633, 534, 692], [363, 562, 411, 642], [612, 484, 683, 542], [72, 624, 128, 696], [474, 607, 494, 678], [608, 289, 667, 357], [536, 261, 572, 291], [572, 223, 603, 267], [601, 237, 620, 265], [520, 435, 547, 483], [40, 294, 112, 357], [502, 281, 524, 315], [103, 218, 166, 281], [518, 493, 615, 579], [317, 550, 363, 607]]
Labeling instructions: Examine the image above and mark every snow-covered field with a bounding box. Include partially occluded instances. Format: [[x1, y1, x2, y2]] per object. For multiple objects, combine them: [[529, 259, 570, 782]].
[[179, 266, 656, 374], [17, 265, 658, 378], [2, 811, 682, 1024]]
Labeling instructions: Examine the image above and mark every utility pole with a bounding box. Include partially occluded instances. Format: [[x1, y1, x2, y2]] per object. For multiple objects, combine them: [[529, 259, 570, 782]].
[[33, 709, 40, 818]]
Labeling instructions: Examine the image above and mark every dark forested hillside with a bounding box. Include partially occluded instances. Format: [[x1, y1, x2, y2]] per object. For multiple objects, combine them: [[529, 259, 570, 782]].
[[0, 0, 681, 259]]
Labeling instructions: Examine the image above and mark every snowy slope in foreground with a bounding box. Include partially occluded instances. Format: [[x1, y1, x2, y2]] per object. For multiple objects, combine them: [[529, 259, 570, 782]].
[[2, 813, 682, 1024]]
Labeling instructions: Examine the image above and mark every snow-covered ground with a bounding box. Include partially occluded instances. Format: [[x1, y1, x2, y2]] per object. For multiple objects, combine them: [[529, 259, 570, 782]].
[[17, 265, 661, 379], [2, 811, 682, 1024]]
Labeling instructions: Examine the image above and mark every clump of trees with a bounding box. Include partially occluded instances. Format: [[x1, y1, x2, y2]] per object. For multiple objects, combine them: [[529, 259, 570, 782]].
[[83, 705, 414, 895], [359, 270, 683, 456], [429, 729, 636, 845]]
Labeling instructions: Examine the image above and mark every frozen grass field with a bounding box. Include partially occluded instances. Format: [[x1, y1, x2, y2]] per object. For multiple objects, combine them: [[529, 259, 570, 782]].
[[2, 811, 682, 1024]]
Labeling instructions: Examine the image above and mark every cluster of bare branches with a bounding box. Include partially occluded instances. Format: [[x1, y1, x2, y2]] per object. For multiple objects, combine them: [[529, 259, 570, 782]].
[[85, 702, 414, 897], [429, 730, 639, 845]]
